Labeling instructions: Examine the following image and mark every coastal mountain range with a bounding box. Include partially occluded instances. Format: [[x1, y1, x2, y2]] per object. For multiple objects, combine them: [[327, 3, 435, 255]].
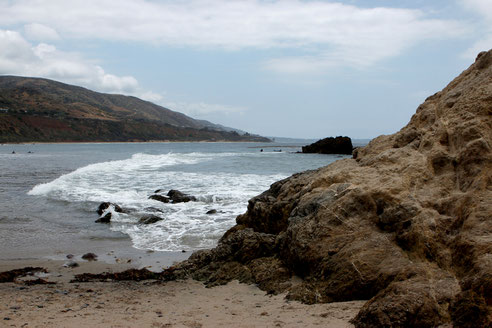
[[0, 76, 269, 143]]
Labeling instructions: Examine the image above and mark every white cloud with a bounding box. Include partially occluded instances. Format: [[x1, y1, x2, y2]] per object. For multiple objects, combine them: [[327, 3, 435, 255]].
[[0, 0, 466, 71], [0, 29, 243, 120], [461, 0, 492, 59], [138, 91, 164, 103], [163, 101, 245, 117], [463, 35, 492, 59], [0, 30, 36, 73], [462, 0, 492, 20], [24, 23, 60, 41], [0, 29, 138, 94]]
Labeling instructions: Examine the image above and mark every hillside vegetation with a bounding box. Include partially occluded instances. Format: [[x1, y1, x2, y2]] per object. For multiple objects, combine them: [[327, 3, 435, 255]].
[[0, 76, 269, 143]]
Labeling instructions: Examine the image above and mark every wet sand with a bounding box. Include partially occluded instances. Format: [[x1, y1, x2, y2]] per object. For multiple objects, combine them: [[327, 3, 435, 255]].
[[0, 259, 364, 327]]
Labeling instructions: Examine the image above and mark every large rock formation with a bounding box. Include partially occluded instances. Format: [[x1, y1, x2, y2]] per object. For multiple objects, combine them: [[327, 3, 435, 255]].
[[302, 136, 353, 154], [167, 51, 492, 327]]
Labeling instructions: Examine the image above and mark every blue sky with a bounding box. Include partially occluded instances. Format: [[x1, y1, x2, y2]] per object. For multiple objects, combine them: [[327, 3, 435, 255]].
[[0, 0, 491, 138]]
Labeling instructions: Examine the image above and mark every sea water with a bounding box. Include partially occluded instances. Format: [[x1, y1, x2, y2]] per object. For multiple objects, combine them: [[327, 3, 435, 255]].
[[0, 142, 360, 260]]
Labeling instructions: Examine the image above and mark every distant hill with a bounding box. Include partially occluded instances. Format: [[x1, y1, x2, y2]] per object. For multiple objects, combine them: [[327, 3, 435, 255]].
[[0, 76, 270, 143]]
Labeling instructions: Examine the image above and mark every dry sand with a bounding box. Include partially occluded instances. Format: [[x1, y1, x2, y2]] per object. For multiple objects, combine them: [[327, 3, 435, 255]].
[[0, 259, 364, 328]]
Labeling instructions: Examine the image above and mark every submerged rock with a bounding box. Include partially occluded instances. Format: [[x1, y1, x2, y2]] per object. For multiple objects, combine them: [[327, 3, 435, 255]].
[[206, 209, 218, 215], [166, 50, 492, 327], [302, 136, 353, 155], [138, 214, 163, 225], [148, 194, 170, 203], [144, 207, 164, 213]]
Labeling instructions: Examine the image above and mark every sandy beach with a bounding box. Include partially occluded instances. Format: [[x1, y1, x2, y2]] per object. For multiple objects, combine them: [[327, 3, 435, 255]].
[[0, 259, 364, 328]]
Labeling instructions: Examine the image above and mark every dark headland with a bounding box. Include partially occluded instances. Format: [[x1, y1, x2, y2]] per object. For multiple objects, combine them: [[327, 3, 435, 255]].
[[1, 50, 491, 327], [0, 76, 270, 143]]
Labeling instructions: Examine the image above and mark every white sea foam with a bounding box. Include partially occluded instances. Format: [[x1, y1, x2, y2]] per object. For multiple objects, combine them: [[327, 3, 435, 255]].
[[28, 152, 288, 251]]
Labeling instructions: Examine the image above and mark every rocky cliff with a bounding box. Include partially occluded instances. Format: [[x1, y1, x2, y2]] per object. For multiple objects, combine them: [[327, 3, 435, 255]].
[[167, 51, 492, 327]]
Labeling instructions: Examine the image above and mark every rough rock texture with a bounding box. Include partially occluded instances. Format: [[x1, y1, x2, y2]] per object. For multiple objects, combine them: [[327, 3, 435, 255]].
[[302, 136, 353, 154], [170, 51, 492, 327]]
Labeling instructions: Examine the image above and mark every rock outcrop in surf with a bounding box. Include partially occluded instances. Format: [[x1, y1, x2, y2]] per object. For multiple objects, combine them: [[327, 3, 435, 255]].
[[149, 189, 197, 204], [302, 136, 353, 155], [167, 50, 492, 327]]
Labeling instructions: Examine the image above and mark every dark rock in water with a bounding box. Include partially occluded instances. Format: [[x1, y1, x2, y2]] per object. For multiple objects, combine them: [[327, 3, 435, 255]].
[[81, 253, 98, 261], [138, 214, 163, 225], [167, 189, 197, 203], [206, 209, 217, 215], [154, 189, 163, 193], [66, 254, 74, 259], [149, 194, 170, 203], [144, 207, 164, 213], [95, 212, 112, 223], [149, 190, 197, 203], [97, 202, 123, 215], [302, 136, 353, 155]]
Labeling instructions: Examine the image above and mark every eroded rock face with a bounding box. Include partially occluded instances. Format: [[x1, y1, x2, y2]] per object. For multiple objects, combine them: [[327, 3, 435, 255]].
[[169, 50, 492, 327]]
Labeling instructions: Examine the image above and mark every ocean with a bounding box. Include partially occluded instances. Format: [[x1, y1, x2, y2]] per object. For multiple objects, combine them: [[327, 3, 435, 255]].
[[0, 141, 361, 267]]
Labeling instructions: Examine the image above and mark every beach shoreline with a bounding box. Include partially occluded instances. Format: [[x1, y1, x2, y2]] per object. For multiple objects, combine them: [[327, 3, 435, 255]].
[[0, 258, 364, 327], [0, 141, 368, 327]]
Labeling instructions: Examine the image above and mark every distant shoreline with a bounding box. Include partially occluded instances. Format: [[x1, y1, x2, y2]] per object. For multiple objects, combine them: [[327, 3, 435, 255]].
[[0, 140, 274, 146], [1, 138, 372, 146]]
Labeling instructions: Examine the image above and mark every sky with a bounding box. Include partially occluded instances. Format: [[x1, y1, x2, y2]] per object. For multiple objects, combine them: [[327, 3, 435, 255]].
[[0, 0, 491, 139]]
